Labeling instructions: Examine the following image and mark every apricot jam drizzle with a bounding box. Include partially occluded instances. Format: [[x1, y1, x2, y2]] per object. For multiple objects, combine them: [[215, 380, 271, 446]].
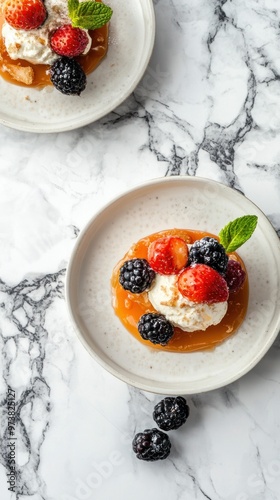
[[111, 229, 249, 353], [0, 13, 108, 88]]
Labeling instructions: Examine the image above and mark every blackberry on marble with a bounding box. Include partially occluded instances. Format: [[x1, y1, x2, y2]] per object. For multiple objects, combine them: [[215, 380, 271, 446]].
[[132, 428, 171, 461], [188, 237, 228, 275], [119, 259, 155, 294], [153, 396, 189, 431], [138, 313, 174, 345], [49, 57, 86, 96]]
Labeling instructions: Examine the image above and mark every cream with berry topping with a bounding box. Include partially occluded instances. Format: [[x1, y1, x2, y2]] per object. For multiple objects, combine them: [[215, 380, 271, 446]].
[[148, 274, 228, 332], [111, 225, 254, 352], [2, 0, 91, 65]]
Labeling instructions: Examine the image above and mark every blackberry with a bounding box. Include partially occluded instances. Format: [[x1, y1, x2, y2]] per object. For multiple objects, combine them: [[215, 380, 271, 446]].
[[49, 57, 86, 96], [138, 313, 174, 345], [119, 259, 155, 294], [225, 260, 246, 293], [188, 237, 228, 275], [132, 428, 171, 461], [153, 396, 190, 431]]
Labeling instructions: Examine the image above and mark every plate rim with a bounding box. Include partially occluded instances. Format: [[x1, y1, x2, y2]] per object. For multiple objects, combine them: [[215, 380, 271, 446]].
[[65, 175, 280, 394], [0, 0, 155, 133]]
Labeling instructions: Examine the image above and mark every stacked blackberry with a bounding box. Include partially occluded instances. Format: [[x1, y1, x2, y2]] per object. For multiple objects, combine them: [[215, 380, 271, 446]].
[[188, 237, 228, 275], [132, 396, 190, 461]]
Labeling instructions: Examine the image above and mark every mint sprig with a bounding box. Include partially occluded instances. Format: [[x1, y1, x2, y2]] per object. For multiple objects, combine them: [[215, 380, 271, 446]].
[[68, 0, 113, 30], [219, 215, 258, 253]]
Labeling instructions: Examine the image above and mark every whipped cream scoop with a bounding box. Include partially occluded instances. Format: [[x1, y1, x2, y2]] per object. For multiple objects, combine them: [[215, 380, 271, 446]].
[[148, 274, 228, 332]]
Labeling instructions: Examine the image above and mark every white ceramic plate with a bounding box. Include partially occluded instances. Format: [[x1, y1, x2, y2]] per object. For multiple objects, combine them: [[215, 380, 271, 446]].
[[0, 0, 155, 133], [66, 177, 280, 394]]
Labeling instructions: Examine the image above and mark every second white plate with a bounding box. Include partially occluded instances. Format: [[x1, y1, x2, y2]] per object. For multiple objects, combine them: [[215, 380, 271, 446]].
[[0, 0, 155, 132], [66, 177, 280, 394]]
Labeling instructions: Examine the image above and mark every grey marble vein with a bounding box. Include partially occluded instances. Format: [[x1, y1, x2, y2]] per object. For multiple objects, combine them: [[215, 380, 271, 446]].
[[0, 271, 65, 497]]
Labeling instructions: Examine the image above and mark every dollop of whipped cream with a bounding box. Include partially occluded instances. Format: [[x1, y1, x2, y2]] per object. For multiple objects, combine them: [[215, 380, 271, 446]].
[[148, 274, 228, 332], [2, 0, 91, 65]]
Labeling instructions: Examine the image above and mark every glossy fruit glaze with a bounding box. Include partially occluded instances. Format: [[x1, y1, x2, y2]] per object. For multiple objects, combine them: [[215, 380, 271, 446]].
[[111, 229, 249, 353], [0, 13, 108, 88]]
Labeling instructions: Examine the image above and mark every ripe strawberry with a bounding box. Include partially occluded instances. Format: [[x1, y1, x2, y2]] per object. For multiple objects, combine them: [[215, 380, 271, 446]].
[[178, 264, 229, 303], [50, 25, 89, 58], [147, 236, 188, 275], [4, 0, 47, 30]]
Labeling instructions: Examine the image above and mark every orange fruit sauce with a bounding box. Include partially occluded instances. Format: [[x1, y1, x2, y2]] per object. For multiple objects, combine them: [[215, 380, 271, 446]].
[[111, 229, 249, 353], [0, 6, 108, 88]]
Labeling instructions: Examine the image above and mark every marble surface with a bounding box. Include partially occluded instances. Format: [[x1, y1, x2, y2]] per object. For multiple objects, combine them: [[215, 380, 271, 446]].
[[1, 0, 280, 499]]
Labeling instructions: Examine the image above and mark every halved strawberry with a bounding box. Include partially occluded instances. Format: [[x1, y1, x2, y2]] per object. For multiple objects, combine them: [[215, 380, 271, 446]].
[[147, 236, 188, 275], [50, 25, 89, 58], [178, 264, 229, 303], [3, 0, 47, 30]]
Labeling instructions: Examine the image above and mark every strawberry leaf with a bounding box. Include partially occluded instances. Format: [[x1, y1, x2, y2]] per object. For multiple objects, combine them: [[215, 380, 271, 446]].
[[219, 215, 258, 253], [68, 0, 113, 30]]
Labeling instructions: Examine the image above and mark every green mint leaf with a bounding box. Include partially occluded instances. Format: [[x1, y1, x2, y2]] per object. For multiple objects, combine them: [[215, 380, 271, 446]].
[[68, 0, 79, 18], [69, 1, 113, 30], [219, 215, 258, 253]]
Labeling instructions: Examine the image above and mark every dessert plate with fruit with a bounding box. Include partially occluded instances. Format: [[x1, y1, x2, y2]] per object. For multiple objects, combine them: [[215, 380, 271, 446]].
[[66, 176, 280, 394], [0, 0, 155, 132]]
